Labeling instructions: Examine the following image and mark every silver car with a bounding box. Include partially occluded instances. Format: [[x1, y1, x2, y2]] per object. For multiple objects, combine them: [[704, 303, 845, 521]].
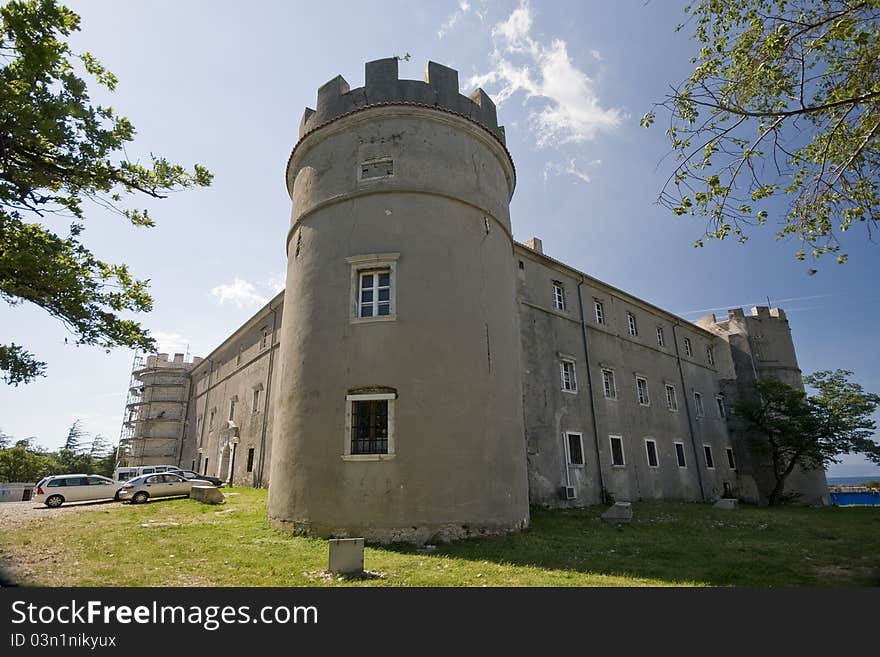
[[117, 472, 213, 504]]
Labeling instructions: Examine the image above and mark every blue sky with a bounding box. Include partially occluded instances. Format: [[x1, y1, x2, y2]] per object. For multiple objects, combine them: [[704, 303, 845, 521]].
[[1, 0, 878, 477]]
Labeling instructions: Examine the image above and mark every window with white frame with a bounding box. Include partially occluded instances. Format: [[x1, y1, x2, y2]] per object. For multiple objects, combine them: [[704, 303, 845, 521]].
[[694, 391, 705, 417], [716, 395, 726, 418], [683, 337, 693, 357], [594, 300, 605, 325], [627, 311, 638, 336], [665, 384, 678, 411], [344, 391, 396, 457], [726, 447, 736, 469], [560, 359, 577, 393], [674, 441, 687, 468], [347, 254, 399, 322], [656, 326, 665, 347], [636, 375, 650, 406], [644, 439, 659, 467], [706, 345, 715, 366], [602, 368, 617, 399], [566, 432, 584, 466], [610, 435, 625, 466], [703, 444, 715, 468], [552, 281, 566, 311]]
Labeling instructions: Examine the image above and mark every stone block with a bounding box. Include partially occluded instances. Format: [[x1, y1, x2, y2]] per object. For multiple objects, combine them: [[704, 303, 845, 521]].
[[329, 538, 364, 575], [190, 485, 225, 505], [601, 502, 632, 523], [714, 498, 738, 510]]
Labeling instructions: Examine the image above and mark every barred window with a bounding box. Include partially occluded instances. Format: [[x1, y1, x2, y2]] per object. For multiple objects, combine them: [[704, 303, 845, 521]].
[[350, 399, 389, 455]]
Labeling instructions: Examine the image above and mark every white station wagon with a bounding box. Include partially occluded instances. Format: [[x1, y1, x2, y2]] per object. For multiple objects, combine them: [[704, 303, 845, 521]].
[[33, 474, 117, 507]]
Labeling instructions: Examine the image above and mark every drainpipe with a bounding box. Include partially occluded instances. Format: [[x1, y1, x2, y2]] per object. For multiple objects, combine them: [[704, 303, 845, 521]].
[[196, 359, 214, 472], [256, 304, 279, 488], [672, 323, 706, 500], [576, 277, 607, 503]]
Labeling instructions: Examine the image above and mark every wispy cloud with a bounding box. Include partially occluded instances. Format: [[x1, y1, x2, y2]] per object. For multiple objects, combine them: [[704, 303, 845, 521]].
[[675, 294, 833, 316], [467, 0, 623, 146], [148, 330, 191, 354], [210, 279, 269, 309], [267, 273, 286, 294], [438, 1, 487, 39], [543, 157, 601, 184]]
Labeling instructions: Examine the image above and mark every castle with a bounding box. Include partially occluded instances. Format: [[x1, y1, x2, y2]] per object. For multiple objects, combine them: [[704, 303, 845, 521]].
[[116, 59, 828, 542]]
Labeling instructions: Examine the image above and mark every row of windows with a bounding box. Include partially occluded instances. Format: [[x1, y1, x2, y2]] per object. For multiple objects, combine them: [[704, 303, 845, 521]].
[[550, 281, 715, 366], [561, 359, 726, 417], [564, 432, 736, 470]]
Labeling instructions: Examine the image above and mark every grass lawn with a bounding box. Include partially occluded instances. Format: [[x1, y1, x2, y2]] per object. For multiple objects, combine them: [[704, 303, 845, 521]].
[[1, 488, 878, 586]]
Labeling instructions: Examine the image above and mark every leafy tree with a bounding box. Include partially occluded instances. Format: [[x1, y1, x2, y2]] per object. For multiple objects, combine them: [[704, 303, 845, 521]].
[[0, 0, 212, 385], [63, 419, 86, 452], [88, 433, 111, 459], [735, 369, 880, 505], [0, 441, 58, 482], [0, 428, 10, 448], [643, 1, 880, 273]]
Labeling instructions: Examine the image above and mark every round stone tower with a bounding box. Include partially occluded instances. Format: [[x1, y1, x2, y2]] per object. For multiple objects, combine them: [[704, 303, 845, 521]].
[[267, 58, 529, 543]]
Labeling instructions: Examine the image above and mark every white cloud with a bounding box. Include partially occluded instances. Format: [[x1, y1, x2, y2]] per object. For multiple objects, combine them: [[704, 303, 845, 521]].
[[267, 272, 286, 294], [543, 158, 602, 184], [210, 279, 269, 309], [467, 0, 622, 146], [590, 49, 603, 61], [438, 1, 487, 39], [148, 330, 191, 354]]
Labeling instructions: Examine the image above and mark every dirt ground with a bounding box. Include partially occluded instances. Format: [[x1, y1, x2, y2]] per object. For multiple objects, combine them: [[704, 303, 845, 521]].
[[0, 499, 123, 531]]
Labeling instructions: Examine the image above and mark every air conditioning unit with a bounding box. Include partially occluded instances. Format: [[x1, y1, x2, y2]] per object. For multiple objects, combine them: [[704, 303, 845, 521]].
[[559, 486, 577, 500]]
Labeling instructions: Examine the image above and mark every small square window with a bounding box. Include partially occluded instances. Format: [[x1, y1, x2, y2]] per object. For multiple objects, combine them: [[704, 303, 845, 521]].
[[674, 442, 687, 468], [567, 433, 584, 466], [552, 282, 566, 312], [610, 435, 625, 466], [704, 445, 715, 469], [636, 376, 650, 406], [726, 447, 736, 470], [594, 301, 605, 325], [602, 369, 617, 399], [360, 157, 394, 180], [645, 439, 658, 468], [561, 359, 577, 393], [627, 312, 638, 336]]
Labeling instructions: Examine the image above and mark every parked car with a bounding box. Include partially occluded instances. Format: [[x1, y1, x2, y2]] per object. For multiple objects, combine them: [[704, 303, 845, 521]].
[[112, 464, 180, 483], [117, 472, 214, 504], [167, 469, 224, 487], [33, 474, 117, 508]]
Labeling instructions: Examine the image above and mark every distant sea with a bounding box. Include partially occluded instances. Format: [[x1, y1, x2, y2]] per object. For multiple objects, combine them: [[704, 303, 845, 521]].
[[827, 475, 880, 486]]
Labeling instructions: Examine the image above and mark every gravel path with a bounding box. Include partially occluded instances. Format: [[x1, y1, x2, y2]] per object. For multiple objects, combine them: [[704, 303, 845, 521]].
[[0, 499, 123, 531]]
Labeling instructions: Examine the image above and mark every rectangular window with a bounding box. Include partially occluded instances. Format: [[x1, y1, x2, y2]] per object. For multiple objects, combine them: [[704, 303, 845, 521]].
[[209, 409, 216, 427], [683, 337, 693, 357], [627, 312, 638, 336], [665, 384, 678, 411], [253, 389, 260, 413], [674, 442, 687, 468], [350, 399, 389, 455], [237, 346, 243, 365], [726, 447, 736, 470], [560, 360, 577, 393], [610, 435, 625, 466], [636, 376, 650, 406], [704, 445, 715, 469], [594, 301, 605, 325], [359, 270, 391, 318], [360, 157, 394, 180], [716, 395, 726, 418], [694, 391, 704, 417], [228, 399, 236, 421], [656, 326, 665, 347], [645, 439, 659, 468], [191, 459, 196, 471], [260, 328, 269, 349], [566, 433, 584, 466], [706, 345, 715, 366], [203, 457, 209, 476], [552, 282, 566, 311], [602, 369, 617, 399], [246, 447, 255, 473]]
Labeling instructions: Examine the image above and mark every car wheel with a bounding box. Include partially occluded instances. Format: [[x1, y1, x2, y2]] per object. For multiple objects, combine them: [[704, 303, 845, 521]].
[[132, 491, 149, 504], [45, 495, 64, 508]]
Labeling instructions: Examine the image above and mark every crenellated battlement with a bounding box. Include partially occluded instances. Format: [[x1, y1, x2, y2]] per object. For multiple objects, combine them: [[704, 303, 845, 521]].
[[298, 58, 505, 143]]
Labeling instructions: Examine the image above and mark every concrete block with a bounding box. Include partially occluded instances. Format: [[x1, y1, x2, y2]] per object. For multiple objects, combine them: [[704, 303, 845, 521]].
[[601, 502, 632, 523], [714, 498, 738, 510], [329, 538, 364, 575], [190, 485, 225, 505]]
